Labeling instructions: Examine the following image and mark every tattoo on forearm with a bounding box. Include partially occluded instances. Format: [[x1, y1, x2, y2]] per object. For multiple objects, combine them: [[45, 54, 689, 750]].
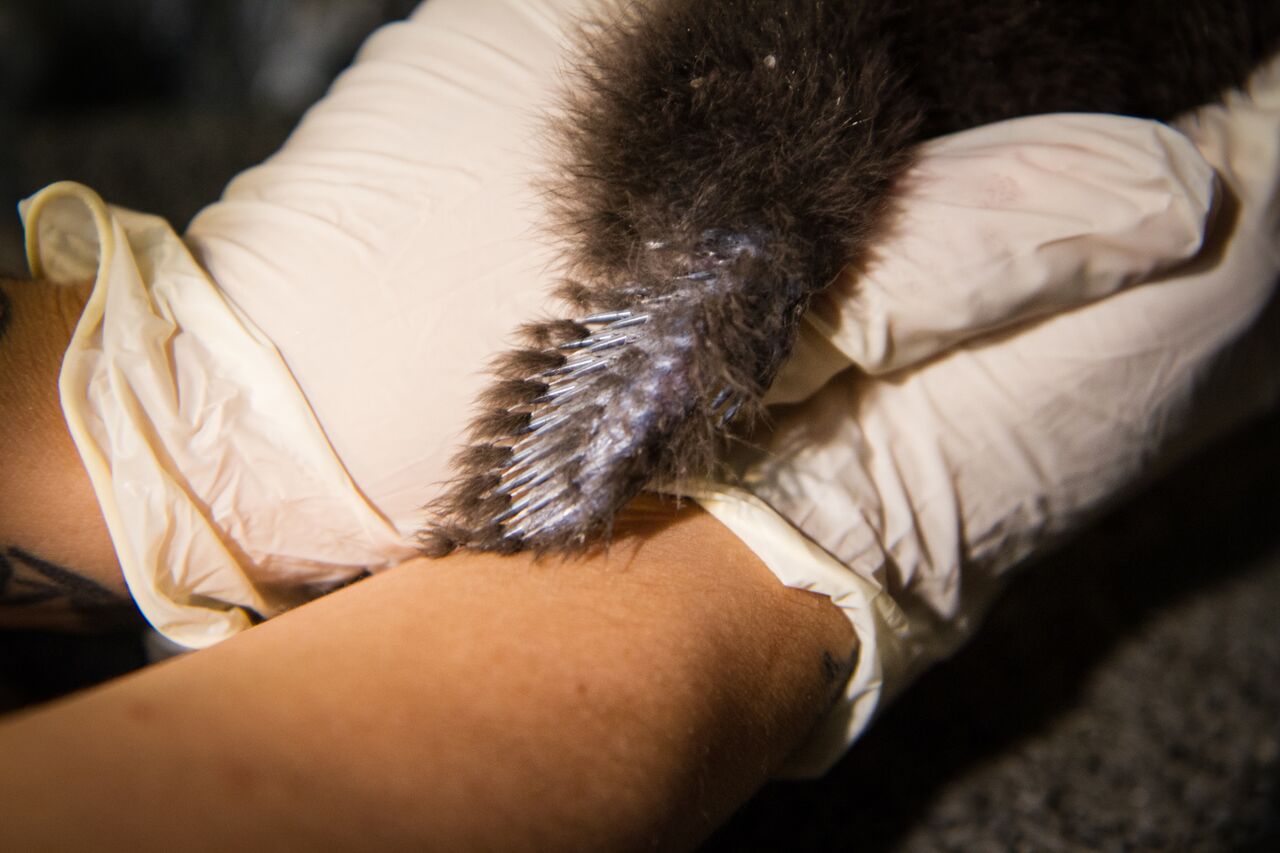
[[0, 289, 11, 343], [820, 648, 857, 709], [820, 650, 843, 683], [0, 546, 139, 626]]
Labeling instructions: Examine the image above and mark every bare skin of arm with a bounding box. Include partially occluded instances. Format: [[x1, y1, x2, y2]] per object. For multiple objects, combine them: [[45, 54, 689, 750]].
[[0, 504, 855, 850], [0, 275, 855, 848], [0, 276, 134, 630]]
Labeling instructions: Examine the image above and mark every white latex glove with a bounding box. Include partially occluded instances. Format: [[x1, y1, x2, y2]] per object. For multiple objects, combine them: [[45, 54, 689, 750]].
[[768, 112, 1217, 401], [697, 55, 1280, 776]]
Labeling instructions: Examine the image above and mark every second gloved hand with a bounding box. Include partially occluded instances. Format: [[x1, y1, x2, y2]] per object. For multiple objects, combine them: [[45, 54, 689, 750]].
[[692, 56, 1280, 776]]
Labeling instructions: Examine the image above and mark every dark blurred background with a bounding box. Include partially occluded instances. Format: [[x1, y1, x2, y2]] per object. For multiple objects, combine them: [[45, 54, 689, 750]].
[[0, 0, 419, 274], [1, 2, 1278, 850]]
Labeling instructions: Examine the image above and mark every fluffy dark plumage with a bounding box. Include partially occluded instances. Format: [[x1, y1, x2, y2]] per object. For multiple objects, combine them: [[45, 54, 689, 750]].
[[423, 0, 1280, 555]]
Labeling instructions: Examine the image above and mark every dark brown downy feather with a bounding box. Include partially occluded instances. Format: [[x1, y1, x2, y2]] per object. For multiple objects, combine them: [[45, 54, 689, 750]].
[[423, 0, 1280, 555]]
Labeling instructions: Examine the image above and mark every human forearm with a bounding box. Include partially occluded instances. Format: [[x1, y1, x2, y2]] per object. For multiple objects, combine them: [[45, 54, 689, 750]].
[[0, 503, 853, 850], [0, 277, 132, 629]]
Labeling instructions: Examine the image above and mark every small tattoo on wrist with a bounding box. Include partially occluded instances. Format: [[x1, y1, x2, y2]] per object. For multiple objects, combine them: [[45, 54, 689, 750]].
[[0, 546, 139, 626]]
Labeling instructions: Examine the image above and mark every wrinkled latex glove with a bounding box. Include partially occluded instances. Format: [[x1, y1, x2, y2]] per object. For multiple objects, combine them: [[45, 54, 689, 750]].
[[769, 112, 1217, 401], [699, 55, 1280, 776]]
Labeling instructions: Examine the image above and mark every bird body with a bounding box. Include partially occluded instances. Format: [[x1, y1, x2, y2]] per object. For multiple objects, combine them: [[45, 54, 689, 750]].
[[426, 0, 1280, 554]]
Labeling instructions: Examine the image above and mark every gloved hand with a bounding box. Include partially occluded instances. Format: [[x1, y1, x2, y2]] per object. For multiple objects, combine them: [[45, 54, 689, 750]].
[[692, 55, 1280, 776]]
